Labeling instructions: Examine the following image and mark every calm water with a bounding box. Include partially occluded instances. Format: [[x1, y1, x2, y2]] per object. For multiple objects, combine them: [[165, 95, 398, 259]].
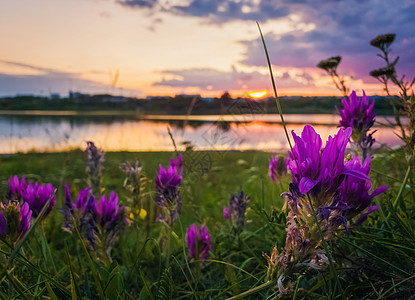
[[0, 114, 403, 154]]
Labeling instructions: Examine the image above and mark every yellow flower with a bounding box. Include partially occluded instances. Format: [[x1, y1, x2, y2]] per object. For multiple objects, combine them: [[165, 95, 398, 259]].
[[129, 208, 147, 221], [138, 209, 147, 220]]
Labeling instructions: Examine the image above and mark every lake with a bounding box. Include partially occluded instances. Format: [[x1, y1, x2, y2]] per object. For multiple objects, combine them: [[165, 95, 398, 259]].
[[0, 114, 403, 154]]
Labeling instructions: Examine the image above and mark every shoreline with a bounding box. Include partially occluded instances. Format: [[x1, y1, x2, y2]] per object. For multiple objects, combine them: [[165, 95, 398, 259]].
[[0, 111, 400, 125]]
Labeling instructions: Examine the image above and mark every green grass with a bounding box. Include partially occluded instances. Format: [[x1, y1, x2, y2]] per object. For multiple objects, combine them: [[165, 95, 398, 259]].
[[0, 150, 288, 299], [0, 148, 414, 299]]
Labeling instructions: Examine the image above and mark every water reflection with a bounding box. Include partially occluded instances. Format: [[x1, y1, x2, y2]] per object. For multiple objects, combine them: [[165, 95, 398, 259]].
[[0, 114, 403, 154]]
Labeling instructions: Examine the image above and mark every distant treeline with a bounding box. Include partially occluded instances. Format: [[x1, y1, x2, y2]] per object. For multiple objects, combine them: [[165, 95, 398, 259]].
[[0, 94, 399, 115]]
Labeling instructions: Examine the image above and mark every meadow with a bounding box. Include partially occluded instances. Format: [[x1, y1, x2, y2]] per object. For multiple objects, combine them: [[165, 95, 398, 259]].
[[0, 141, 413, 299], [0, 32, 414, 300]]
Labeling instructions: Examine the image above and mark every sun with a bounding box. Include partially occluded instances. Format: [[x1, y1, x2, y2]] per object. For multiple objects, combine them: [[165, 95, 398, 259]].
[[248, 90, 267, 99]]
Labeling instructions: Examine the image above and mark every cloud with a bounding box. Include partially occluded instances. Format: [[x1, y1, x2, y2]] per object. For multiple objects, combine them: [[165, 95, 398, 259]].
[[239, 0, 415, 83], [0, 60, 142, 97], [117, 0, 291, 22], [153, 66, 314, 91], [117, 0, 158, 9], [116, 0, 415, 86], [172, 0, 290, 23]]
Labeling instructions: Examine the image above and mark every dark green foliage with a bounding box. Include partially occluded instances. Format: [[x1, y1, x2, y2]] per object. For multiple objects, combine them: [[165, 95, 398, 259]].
[[156, 267, 173, 300], [0, 94, 397, 115]]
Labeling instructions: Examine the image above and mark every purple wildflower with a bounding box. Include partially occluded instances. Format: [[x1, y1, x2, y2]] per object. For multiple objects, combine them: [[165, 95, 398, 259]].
[[155, 154, 183, 225], [266, 124, 388, 292], [85, 141, 105, 194], [317, 126, 352, 198], [269, 155, 287, 183], [171, 154, 182, 168], [340, 156, 388, 224], [281, 183, 303, 214], [94, 192, 125, 229], [286, 125, 322, 189], [223, 207, 230, 219], [63, 185, 89, 212], [186, 224, 211, 262], [223, 190, 250, 233], [0, 202, 32, 242], [7, 175, 26, 201], [355, 206, 380, 226], [285, 125, 387, 228], [339, 90, 376, 158], [21, 182, 55, 218], [63, 187, 126, 254], [62, 185, 91, 232], [339, 90, 376, 134], [19, 202, 32, 234], [88, 192, 126, 250], [7, 175, 56, 217], [82, 195, 99, 247], [20, 182, 55, 218], [156, 155, 183, 190], [286, 125, 352, 201]]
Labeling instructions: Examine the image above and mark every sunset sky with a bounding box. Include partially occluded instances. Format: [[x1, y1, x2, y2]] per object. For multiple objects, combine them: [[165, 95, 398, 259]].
[[0, 0, 414, 98]]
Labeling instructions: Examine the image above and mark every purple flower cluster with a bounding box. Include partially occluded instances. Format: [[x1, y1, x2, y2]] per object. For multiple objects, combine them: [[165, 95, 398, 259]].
[[155, 154, 183, 225], [7, 175, 26, 201], [223, 190, 250, 233], [62, 185, 91, 232], [0, 175, 55, 243], [186, 224, 211, 262], [0, 202, 32, 242], [269, 125, 388, 292], [339, 90, 377, 158], [90, 192, 126, 231], [339, 91, 376, 134], [340, 156, 388, 225], [63, 186, 126, 250], [20, 182, 56, 217], [156, 155, 182, 190], [7, 176, 55, 218], [269, 155, 287, 183], [287, 125, 352, 201], [285, 125, 386, 227]]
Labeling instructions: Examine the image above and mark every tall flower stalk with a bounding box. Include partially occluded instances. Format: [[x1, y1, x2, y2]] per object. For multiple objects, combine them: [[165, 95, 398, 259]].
[[369, 33, 415, 148], [269, 155, 287, 184], [223, 190, 250, 234], [120, 160, 148, 222], [155, 154, 183, 226], [85, 141, 105, 195], [62, 186, 126, 266], [186, 224, 211, 268]]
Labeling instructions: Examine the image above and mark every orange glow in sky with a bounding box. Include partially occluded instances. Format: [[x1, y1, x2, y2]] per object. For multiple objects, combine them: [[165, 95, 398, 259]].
[[248, 90, 267, 99], [0, 0, 408, 98]]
